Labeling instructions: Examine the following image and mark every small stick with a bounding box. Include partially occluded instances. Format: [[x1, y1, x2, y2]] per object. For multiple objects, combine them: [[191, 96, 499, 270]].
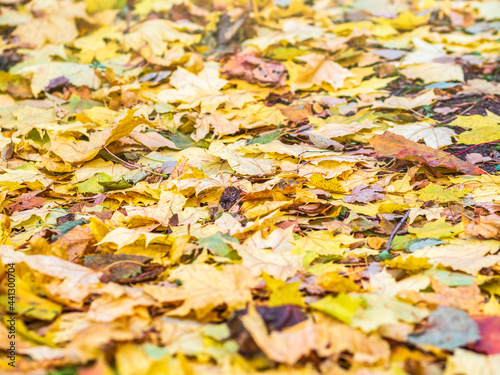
[[102, 145, 168, 177], [457, 102, 476, 116], [102, 145, 138, 169], [454, 140, 500, 156], [378, 210, 410, 260]]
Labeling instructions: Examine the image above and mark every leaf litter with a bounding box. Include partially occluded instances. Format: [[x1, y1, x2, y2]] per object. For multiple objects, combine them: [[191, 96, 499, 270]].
[[0, 0, 500, 374]]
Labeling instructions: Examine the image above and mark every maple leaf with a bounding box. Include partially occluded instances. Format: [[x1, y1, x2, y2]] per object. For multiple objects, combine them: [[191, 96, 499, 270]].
[[465, 214, 500, 240], [451, 110, 500, 144], [232, 242, 304, 281], [208, 140, 276, 176], [371, 90, 436, 110], [387, 122, 456, 149], [369, 131, 485, 175], [417, 184, 469, 203], [6, 0, 500, 372], [286, 54, 354, 92], [409, 217, 463, 239], [400, 63, 465, 84], [17, 62, 101, 97], [0, 245, 100, 302], [156, 62, 235, 112], [144, 265, 255, 319], [404, 243, 500, 275], [307, 120, 378, 139], [12, 0, 86, 48], [49, 108, 152, 165], [97, 227, 169, 249], [124, 19, 200, 56]]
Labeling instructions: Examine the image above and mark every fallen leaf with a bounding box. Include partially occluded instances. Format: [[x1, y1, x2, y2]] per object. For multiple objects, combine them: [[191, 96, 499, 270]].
[[387, 122, 456, 149], [469, 316, 500, 355], [400, 63, 464, 84], [444, 349, 500, 375], [405, 243, 500, 275], [287, 54, 354, 92], [343, 184, 385, 203], [369, 131, 484, 175], [144, 265, 255, 318], [407, 306, 480, 350], [465, 214, 500, 240]]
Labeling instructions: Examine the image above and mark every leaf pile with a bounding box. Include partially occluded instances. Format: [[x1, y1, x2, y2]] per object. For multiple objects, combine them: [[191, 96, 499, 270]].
[[1, 0, 500, 374]]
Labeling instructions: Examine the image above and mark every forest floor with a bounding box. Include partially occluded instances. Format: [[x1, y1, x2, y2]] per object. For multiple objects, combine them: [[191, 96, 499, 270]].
[[1, 0, 500, 374]]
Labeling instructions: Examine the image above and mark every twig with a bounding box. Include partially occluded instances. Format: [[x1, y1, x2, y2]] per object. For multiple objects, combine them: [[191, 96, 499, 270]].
[[102, 145, 168, 177], [457, 102, 476, 116], [378, 210, 410, 260], [409, 108, 435, 122], [102, 145, 138, 169], [454, 140, 500, 156]]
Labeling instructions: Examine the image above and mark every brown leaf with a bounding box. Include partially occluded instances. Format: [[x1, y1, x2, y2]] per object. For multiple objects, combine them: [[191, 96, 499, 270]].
[[221, 54, 286, 86], [343, 184, 386, 203], [369, 131, 484, 175], [465, 214, 500, 239], [405, 279, 484, 314], [5, 191, 45, 214], [57, 225, 95, 262]]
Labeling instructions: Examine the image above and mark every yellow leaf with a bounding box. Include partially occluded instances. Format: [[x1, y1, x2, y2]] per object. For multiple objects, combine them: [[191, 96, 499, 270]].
[[49, 108, 151, 165], [372, 90, 436, 110], [286, 54, 354, 92], [97, 227, 169, 249], [307, 119, 378, 139], [409, 217, 463, 239], [18, 62, 100, 97], [309, 173, 346, 193], [115, 343, 171, 375], [85, 0, 122, 13], [383, 256, 432, 274], [233, 242, 304, 281], [124, 19, 199, 56], [417, 184, 469, 202], [387, 10, 430, 30], [316, 271, 360, 293], [262, 272, 305, 307], [457, 125, 500, 144], [144, 264, 255, 318]]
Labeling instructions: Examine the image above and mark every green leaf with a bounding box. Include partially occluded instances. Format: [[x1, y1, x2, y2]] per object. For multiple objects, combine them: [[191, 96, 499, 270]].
[[311, 293, 362, 323], [164, 129, 210, 149], [197, 232, 239, 258], [73, 173, 113, 194], [99, 177, 133, 192], [247, 129, 283, 145]]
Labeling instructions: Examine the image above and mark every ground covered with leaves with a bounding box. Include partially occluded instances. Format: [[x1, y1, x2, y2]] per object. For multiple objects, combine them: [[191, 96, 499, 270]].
[[1, 0, 500, 374]]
